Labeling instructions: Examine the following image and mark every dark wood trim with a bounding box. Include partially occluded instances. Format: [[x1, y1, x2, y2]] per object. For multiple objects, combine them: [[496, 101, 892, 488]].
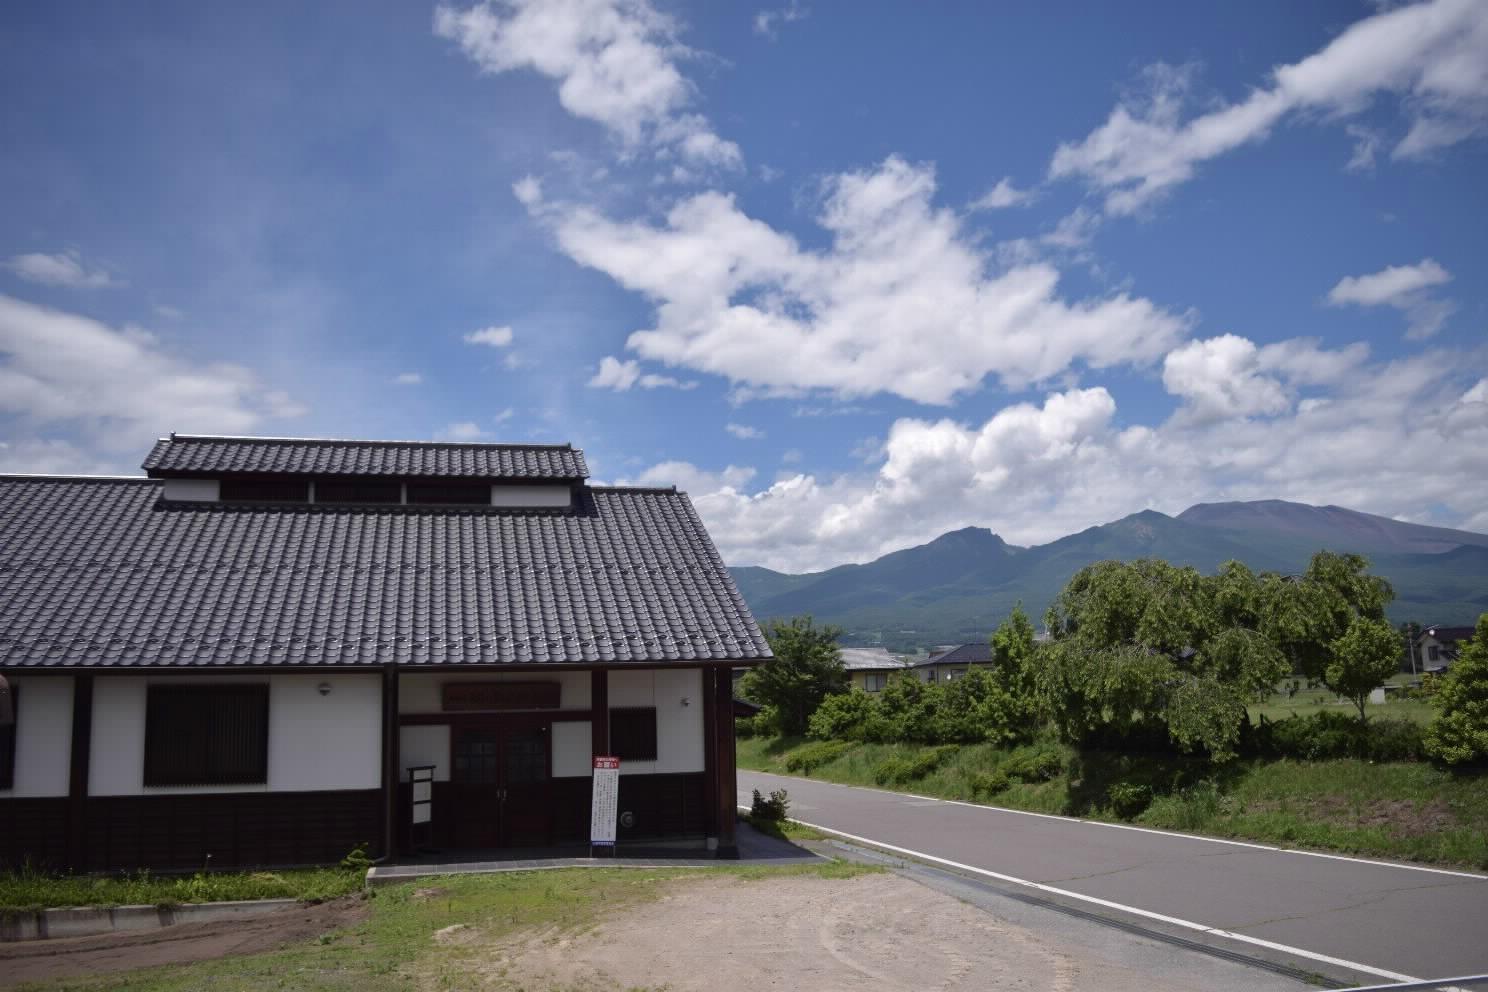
[[67, 673, 94, 871], [701, 668, 718, 838], [399, 709, 593, 726], [712, 667, 738, 858], [381, 666, 400, 859], [591, 670, 608, 759], [2, 660, 764, 677]]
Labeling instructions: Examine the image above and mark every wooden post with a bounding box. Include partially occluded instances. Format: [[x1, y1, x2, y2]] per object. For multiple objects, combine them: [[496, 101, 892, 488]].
[[713, 666, 738, 859], [381, 666, 400, 860], [701, 668, 718, 841], [67, 673, 94, 872], [590, 670, 609, 857]]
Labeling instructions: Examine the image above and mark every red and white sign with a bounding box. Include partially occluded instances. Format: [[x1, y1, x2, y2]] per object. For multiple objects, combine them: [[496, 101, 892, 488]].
[[590, 756, 620, 847]]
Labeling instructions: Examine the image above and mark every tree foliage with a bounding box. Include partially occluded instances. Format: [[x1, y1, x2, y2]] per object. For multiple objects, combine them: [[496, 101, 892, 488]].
[[740, 616, 848, 736], [1424, 615, 1488, 767], [1326, 616, 1402, 721]]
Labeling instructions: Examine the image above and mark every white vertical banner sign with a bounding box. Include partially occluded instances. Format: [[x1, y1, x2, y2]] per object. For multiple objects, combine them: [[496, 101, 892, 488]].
[[590, 756, 620, 850]]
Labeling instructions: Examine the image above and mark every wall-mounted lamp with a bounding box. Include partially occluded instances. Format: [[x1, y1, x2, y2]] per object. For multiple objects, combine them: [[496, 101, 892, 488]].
[[317, 682, 332, 697], [680, 696, 690, 707]]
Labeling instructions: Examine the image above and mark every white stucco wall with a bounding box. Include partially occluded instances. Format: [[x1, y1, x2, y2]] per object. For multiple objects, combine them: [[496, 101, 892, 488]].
[[399, 724, 452, 782], [490, 485, 571, 508], [551, 720, 592, 778], [608, 668, 704, 775], [398, 670, 590, 713], [161, 478, 220, 501], [1, 676, 74, 797], [88, 673, 382, 796]]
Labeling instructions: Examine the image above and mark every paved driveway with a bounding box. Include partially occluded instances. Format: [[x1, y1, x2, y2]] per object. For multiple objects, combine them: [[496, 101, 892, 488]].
[[740, 769, 1488, 983]]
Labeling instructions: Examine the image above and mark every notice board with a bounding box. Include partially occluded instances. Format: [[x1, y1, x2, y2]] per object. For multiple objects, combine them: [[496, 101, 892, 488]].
[[590, 756, 620, 847]]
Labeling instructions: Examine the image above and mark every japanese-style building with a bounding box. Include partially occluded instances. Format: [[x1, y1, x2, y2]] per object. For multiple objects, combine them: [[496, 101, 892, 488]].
[[0, 434, 771, 871]]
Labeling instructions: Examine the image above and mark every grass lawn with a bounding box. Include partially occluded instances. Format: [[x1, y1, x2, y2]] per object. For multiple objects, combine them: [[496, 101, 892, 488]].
[[13, 861, 877, 992], [739, 736, 1488, 869], [0, 867, 365, 913], [1247, 677, 1437, 725]]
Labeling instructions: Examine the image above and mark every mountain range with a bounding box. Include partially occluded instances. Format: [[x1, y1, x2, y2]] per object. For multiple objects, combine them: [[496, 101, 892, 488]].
[[728, 500, 1488, 652]]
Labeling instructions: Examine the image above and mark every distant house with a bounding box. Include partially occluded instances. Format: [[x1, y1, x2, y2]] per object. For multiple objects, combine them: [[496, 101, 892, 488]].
[[914, 642, 994, 683], [839, 647, 912, 692], [1416, 626, 1476, 673]]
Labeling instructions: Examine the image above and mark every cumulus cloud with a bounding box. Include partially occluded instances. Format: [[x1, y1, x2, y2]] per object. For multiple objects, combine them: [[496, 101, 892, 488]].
[[0, 294, 303, 454], [587, 355, 696, 390], [524, 156, 1188, 405], [628, 337, 1486, 573], [1052, 0, 1488, 214], [464, 325, 515, 347], [1327, 258, 1456, 338], [4, 250, 121, 289], [970, 177, 1036, 210], [725, 422, 764, 439], [435, 0, 741, 169]]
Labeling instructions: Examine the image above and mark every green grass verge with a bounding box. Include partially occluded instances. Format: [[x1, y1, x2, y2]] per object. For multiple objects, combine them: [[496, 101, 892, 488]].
[[739, 736, 1488, 869], [0, 867, 365, 913], [1247, 687, 1437, 725], [14, 861, 879, 992]]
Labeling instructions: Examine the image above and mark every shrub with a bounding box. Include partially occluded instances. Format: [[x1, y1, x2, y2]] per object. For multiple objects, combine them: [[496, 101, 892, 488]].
[[968, 769, 1011, 798], [871, 745, 959, 786], [1001, 743, 1066, 783], [750, 788, 789, 822], [808, 690, 888, 742], [736, 705, 781, 739], [784, 740, 853, 774], [1424, 616, 1488, 767], [1253, 711, 1423, 762], [1107, 782, 1152, 819]]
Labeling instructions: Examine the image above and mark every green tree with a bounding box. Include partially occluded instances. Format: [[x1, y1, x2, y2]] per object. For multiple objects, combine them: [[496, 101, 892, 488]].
[[1325, 616, 1401, 721], [986, 605, 1043, 745], [1424, 615, 1488, 766], [1038, 558, 1288, 760], [739, 616, 848, 736]]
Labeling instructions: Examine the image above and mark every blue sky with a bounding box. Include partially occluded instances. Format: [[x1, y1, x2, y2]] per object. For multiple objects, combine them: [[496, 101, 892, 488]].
[[2, 0, 1485, 571]]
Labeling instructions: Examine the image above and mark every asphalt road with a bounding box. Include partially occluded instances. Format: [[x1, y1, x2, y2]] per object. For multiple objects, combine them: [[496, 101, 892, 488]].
[[740, 769, 1488, 984]]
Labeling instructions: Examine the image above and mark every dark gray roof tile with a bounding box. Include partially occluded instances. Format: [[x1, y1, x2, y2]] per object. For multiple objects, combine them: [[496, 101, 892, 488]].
[[142, 434, 588, 480], [0, 477, 768, 668]]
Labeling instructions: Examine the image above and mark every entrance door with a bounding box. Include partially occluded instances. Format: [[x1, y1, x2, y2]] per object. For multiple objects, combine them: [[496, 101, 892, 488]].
[[450, 721, 553, 849]]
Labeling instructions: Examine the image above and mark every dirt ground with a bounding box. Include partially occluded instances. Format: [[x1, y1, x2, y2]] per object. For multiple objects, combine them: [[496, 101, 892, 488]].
[[0, 897, 367, 988], [449, 873, 1246, 992]]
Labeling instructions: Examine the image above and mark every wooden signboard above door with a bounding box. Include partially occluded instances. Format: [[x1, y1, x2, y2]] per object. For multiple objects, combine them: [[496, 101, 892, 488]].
[[442, 681, 561, 712]]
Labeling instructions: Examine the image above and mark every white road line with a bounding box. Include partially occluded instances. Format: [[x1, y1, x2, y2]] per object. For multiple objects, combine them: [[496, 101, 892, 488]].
[[784, 815, 1420, 985], [743, 770, 1488, 881]]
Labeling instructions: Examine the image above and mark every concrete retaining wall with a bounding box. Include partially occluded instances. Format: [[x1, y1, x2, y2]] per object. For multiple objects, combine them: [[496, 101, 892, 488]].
[[0, 898, 298, 942]]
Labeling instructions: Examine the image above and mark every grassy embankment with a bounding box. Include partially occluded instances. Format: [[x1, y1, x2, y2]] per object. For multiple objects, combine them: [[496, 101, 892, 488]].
[[0, 867, 365, 913], [11, 861, 876, 992], [739, 736, 1488, 869]]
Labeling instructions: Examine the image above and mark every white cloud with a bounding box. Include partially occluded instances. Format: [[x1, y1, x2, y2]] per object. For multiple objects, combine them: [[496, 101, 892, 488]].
[[970, 177, 1036, 210], [1345, 124, 1383, 172], [4, 250, 121, 289], [1163, 335, 1292, 422], [435, 0, 741, 169], [636, 341, 1488, 572], [464, 324, 515, 347], [393, 371, 424, 385], [1327, 258, 1456, 338], [1052, 0, 1488, 214], [440, 420, 486, 440], [587, 354, 696, 390], [754, 2, 807, 40], [725, 422, 764, 439], [526, 156, 1188, 405], [0, 294, 303, 453]]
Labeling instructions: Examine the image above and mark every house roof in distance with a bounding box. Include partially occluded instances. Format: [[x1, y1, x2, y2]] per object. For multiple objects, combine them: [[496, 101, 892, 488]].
[[915, 642, 994, 668], [142, 433, 589, 481], [838, 647, 911, 671], [0, 461, 769, 669]]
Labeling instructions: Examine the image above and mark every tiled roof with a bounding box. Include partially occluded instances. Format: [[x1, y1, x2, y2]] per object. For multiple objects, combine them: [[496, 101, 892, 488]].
[[915, 642, 994, 668], [838, 647, 911, 671], [0, 476, 769, 668], [142, 435, 589, 480]]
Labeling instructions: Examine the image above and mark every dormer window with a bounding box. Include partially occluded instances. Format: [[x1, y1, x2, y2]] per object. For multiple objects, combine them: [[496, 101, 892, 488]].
[[316, 478, 402, 504], [219, 477, 309, 503]]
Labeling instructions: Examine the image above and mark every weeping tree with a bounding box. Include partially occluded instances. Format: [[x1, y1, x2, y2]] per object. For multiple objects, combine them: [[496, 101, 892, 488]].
[[1038, 559, 1289, 761]]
